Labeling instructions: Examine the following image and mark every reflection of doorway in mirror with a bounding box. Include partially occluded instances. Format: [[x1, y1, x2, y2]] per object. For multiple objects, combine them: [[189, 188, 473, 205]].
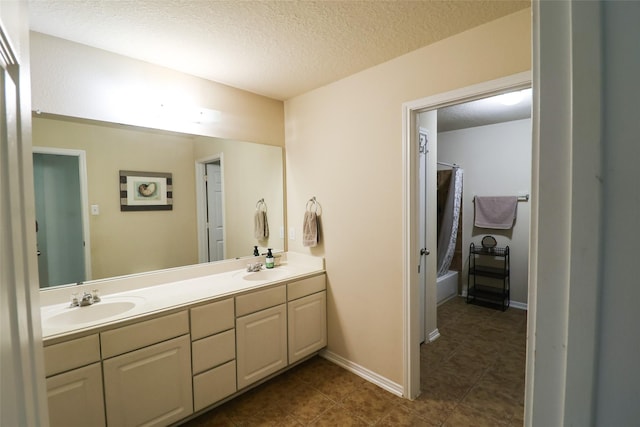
[[206, 161, 225, 261], [196, 154, 226, 263], [32, 148, 91, 287]]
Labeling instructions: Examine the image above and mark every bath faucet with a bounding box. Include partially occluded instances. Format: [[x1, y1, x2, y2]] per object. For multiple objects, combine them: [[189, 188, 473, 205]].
[[246, 262, 263, 272]]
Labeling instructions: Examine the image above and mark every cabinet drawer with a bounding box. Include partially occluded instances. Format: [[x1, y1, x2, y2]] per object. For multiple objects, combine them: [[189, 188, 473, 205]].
[[192, 329, 235, 374], [44, 334, 100, 377], [190, 298, 234, 340], [101, 311, 189, 359], [287, 274, 326, 301], [235, 285, 286, 317], [193, 360, 237, 412]]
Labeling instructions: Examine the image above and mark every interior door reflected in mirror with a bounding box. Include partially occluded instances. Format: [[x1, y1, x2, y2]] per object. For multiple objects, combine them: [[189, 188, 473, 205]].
[[33, 114, 285, 288]]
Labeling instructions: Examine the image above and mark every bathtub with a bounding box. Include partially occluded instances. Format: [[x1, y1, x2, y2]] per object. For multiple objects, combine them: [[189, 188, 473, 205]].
[[437, 270, 459, 305]]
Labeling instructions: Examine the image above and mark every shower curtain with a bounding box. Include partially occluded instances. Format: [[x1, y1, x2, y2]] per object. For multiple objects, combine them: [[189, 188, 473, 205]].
[[437, 167, 463, 277]]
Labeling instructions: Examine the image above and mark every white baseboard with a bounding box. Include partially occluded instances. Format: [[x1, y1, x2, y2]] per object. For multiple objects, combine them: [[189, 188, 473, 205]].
[[459, 290, 528, 311], [509, 300, 528, 310], [428, 328, 440, 342], [320, 350, 404, 398]]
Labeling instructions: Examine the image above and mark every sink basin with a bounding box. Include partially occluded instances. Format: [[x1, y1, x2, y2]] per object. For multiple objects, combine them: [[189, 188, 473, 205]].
[[236, 268, 290, 282], [45, 300, 139, 326]]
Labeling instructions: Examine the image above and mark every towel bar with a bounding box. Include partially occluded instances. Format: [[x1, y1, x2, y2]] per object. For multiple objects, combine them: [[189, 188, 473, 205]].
[[472, 195, 529, 202]]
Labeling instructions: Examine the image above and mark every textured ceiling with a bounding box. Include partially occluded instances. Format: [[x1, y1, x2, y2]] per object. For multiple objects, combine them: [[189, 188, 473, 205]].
[[28, 0, 529, 101]]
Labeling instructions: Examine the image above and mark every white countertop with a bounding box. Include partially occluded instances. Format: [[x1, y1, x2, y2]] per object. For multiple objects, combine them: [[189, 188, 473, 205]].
[[40, 254, 324, 342]]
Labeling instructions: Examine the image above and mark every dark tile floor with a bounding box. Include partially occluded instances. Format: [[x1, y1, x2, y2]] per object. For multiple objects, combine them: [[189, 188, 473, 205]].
[[181, 297, 527, 426]]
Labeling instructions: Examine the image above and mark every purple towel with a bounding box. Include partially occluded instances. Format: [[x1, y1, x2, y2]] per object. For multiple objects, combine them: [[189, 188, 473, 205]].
[[474, 196, 518, 229]]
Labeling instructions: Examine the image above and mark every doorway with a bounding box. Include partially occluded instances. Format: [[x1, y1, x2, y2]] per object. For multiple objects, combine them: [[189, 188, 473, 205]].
[[402, 71, 532, 398], [32, 147, 91, 287], [195, 155, 226, 262]]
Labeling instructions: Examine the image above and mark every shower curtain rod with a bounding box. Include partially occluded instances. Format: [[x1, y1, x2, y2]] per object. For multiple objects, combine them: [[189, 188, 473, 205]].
[[437, 161, 459, 168]]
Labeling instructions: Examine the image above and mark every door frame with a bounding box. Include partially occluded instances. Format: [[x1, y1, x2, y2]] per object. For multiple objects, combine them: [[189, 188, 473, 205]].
[[195, 153, 226, 263], [402, 71, 532, 398], [32, 146, 92, 282]]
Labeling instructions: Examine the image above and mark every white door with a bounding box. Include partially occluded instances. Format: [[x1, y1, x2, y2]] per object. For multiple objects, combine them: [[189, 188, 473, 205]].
[[417, 112, 438, 343], [33, 152, 87, 287], [0, 10, 50, 424], [418, 128, 427, 343], [206, 161, 224, 261]]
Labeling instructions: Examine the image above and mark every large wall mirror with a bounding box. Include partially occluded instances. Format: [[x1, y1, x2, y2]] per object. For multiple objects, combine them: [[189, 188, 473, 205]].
[[33, 114, 285, 289]]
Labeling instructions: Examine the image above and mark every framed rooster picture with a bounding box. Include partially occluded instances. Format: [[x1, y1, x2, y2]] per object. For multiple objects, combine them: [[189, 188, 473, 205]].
[[120, 170, 173, 211]]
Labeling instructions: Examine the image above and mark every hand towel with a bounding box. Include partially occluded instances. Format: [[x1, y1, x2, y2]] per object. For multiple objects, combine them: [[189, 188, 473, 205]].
[[254, 210, 269, 240], [302, 211, 318, 247], [474, 196, 518, 229]]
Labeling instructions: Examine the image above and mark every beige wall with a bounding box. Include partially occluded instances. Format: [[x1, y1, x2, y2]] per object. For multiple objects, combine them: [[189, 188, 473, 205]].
[[33, 116, 199, 279], [285, 9, 531, 385]]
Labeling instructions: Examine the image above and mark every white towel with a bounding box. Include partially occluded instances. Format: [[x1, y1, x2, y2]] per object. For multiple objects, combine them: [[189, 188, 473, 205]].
[[474, 196, 518, 229], [254, 210, 269, 240], [302, 211, 318, 247]]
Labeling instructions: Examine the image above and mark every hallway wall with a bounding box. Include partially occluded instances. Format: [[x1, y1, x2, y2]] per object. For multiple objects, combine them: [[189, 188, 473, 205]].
[[284, 9, 531, 386]]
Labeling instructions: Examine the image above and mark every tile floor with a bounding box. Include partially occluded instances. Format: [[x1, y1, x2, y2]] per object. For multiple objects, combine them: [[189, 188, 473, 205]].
[[180, 296, 527, 426]]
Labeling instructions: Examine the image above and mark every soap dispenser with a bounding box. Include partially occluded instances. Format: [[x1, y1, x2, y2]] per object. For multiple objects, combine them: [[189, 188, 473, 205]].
[[265, 248, 275, 269]]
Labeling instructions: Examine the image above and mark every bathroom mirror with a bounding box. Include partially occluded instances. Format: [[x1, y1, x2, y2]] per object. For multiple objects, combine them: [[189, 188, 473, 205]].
[[34, 114, 285, 289]]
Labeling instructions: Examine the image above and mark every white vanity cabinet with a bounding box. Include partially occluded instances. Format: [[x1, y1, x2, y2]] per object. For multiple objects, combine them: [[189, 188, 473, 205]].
[[44, 334, 105, 427], [235, 285, 288, 389], [41, 264, 327, 426], [190, 298, 237, 412], [101, 311, 192, 427], [287, 274, 327, 363]]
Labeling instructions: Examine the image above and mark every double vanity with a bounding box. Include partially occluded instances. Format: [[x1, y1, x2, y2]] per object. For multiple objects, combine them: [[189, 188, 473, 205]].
[[40, 253, 327, 427]]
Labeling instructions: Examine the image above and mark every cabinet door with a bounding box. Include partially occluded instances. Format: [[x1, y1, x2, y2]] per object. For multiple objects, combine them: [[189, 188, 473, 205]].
[[288, 291, 327, 363], [46, 362, 105, 427], [47, 363, 105, 427], [103, 335, 193, 427], [236, 304, 287, 389]]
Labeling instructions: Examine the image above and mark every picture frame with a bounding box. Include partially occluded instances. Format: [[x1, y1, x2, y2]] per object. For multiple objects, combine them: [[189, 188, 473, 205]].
[[119, 170, 173, 211]]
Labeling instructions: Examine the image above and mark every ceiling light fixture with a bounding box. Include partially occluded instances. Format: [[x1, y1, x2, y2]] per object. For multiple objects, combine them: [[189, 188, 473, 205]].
[[494, 88, 532, 106], [496, 91, 524, 106]]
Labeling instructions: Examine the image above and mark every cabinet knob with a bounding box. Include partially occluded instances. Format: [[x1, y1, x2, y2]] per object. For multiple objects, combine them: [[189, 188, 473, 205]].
[[420, 248, 430, 256]]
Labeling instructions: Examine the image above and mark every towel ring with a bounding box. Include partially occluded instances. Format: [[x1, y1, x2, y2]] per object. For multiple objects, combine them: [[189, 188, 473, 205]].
[[256, 198, 267, 211], [306, 196, 321, 214]]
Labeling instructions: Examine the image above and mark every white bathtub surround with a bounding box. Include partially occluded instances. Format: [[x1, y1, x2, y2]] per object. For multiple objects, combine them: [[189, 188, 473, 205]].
[[40, 252, 324, 340], [437, 270, 459, 305]]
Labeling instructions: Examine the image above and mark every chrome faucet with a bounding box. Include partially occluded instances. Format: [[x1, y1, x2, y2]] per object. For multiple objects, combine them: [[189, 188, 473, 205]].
[[70, 289, 101, 307], [246, 262, 263, 272], [79, 292, 94, 306]]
